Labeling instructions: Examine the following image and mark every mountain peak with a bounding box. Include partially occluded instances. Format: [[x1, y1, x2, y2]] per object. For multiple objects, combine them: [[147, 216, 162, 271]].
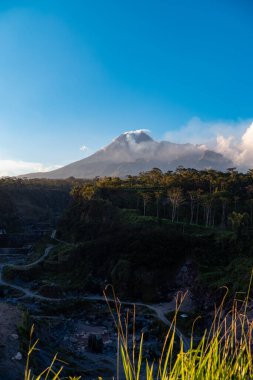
[[116, 130, 153, 144], [22, 131, 233, 179]]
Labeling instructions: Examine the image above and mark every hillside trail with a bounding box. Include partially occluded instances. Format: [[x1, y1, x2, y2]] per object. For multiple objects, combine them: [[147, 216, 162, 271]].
[[0, 230, 190, 351]]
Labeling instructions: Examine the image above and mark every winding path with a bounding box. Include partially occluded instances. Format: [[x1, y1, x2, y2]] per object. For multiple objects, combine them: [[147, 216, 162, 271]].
[[0, 232, 190, 351]]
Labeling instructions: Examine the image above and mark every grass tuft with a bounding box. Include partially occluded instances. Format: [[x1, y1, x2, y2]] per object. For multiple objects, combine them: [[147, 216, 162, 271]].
[[24, 274, 253, 379]]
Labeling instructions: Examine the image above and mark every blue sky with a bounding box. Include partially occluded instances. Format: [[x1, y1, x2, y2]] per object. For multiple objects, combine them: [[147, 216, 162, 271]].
[[0, 0, 253, 175]]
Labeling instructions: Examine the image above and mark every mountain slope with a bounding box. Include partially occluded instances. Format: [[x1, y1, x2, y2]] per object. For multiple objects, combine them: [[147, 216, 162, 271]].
[[22, 130, 233, 179]]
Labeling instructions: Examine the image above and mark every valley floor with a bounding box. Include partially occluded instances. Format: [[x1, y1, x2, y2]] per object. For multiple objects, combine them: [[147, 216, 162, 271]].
[[0, 233, 193, 379]]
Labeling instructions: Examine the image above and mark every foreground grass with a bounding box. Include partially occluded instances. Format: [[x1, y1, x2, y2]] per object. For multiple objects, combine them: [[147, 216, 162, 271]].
[[24, 286, 253, 380], [113, 287, 253, 380]]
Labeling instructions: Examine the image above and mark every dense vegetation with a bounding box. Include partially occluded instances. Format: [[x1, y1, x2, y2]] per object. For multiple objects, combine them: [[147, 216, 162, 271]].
[[0, 177, 88, 232], [3, 169, 253, 302], [54, 168, 253, 302], [2, 169, 253, 379], [69, 167, 253, 230]]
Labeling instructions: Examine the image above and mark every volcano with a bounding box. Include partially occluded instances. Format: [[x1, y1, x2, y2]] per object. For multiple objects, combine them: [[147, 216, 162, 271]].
[[22, 130, 233, 179]]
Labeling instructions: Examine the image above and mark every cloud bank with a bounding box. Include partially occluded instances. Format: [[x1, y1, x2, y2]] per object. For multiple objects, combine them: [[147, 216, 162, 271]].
[[165, 118, 253, 170], [0, 160, 61, 177]]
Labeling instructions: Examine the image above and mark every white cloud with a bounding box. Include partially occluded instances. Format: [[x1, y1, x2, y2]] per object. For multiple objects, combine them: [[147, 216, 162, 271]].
[[165, 117, 249, 145], [80, 145, 88, 152], [0, 160, 61, 177], [215, 135, 238, 160], [123, 129, 151, 135], [165, 117, 253, 169], [237, 123, 253, 167]]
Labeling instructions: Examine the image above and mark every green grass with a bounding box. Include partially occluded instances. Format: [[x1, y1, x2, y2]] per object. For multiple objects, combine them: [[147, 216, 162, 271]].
[[111, 284, 253, 380], [119, 209, 233, 236], [23, 280, 253, 380]]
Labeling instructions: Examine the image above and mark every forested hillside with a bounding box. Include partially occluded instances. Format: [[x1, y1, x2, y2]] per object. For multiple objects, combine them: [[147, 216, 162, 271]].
[[2, 169, 253, 378], [3, 168, 253, 302], [68, 167, 253, 230], [55, 167, 253, 303], [0, 177, 86, 232]]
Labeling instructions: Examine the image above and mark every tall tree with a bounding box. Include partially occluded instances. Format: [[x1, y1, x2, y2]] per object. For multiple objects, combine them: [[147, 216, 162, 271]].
[[167, 187, 184, 223], [139, 192, 152, 216], [201, 194, 213, 227], [154, 190, 163, 218]]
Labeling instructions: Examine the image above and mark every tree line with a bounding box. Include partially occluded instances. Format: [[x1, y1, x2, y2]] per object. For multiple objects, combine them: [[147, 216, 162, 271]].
[[70, 167, 253, 234]]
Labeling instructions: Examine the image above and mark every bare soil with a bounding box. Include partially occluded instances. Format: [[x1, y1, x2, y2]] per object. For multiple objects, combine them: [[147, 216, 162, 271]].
[[0, 302, 23, 380]]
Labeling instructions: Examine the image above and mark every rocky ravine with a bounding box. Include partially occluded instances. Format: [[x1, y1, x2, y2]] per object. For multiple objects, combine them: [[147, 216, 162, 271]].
[[0, 232, 192, 379]]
